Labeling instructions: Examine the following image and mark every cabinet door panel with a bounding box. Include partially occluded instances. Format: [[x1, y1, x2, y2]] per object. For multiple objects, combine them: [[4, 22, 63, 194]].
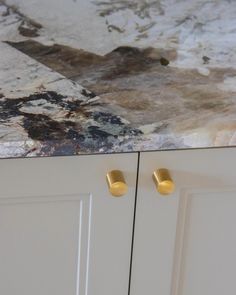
[[172, 190, 236, 295], [131, 148, 236, 295], [0, 153, 138, 295], [0, 195, 91, 295]]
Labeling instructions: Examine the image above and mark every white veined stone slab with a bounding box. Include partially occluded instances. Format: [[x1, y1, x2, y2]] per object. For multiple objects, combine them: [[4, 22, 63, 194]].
[[0, 42, 88, 100], [3, 0, 236, 70]]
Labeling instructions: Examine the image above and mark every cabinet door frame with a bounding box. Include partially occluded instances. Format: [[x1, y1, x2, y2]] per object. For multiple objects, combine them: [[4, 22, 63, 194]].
[[130, 147, 236, 295], [0, 152, 138, 295]]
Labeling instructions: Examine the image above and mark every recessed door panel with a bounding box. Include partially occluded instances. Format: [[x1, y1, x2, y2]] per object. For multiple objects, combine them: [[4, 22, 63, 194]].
[[0, 195, 91, 295], [131, 148, 236, 295]]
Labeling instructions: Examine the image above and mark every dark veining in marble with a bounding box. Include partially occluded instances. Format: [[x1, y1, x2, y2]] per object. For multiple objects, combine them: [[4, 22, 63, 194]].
[[0, 90, 142, 155], [0, 0, 42, 37], [94, 0, 164, 17], [94, 0, 163, 37], [81, 89, 97, 99], [8, 40, 171, 79], [1, 0, 236, 158], [8, 40, 172, 82], [8, 40, 236, 134]]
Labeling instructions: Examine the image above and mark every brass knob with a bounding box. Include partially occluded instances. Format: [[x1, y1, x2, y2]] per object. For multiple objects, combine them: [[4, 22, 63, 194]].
[[106, 170, 128, 197], [153, 168, 175, 196]]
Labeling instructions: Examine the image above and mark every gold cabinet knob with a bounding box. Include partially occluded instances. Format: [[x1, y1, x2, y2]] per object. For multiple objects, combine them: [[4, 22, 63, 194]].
[[106, 170, 128, 197], [153, 168, 175, 196]]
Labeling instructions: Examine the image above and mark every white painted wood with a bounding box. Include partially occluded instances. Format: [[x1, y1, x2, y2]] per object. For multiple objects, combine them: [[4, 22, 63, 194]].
[[131, 148, 236, 295], [0, 153, 138, 295]]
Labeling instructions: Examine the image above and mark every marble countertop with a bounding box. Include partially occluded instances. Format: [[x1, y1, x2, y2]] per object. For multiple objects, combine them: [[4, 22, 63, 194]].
[[0, 0, 236, 158]]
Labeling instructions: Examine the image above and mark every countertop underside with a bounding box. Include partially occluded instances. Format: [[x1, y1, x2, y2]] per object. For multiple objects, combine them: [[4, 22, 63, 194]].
[[0, 0, 236, 158]]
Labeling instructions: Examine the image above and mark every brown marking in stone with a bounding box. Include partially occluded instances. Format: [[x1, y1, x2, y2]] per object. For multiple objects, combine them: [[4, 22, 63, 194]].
[[160, 57, 169, 66], [8, 41, 175, 84], [18, 21, 41, 37], [7, 40, 236, 133], [0, 0, 42, 37], [135, 32, 149, 40], [101, 90, 152, 111], [7, 40, 105, 78], [203, 56, 210, 64], [94, 0, 164, 18], [107, 24, 125, 33]]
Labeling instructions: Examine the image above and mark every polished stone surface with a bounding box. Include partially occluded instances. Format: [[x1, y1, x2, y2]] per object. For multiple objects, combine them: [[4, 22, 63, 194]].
[[0, 0, 236, 158]]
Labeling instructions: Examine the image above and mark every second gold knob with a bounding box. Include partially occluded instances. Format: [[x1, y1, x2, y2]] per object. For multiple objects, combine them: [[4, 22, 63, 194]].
[[153, 168, 175, 196], [106, 170, 128, 197]]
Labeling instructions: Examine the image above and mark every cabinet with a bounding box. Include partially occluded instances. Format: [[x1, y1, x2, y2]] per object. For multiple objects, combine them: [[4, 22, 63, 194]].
[[0, 153, 138, 295], [1, 148, 236, 295], [130, 148, 236, 295]]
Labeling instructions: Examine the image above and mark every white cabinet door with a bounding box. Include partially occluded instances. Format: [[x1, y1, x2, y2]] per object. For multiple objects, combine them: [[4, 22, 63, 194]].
[[131, 148, 236, 295], [0, 153, 138, 295]]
